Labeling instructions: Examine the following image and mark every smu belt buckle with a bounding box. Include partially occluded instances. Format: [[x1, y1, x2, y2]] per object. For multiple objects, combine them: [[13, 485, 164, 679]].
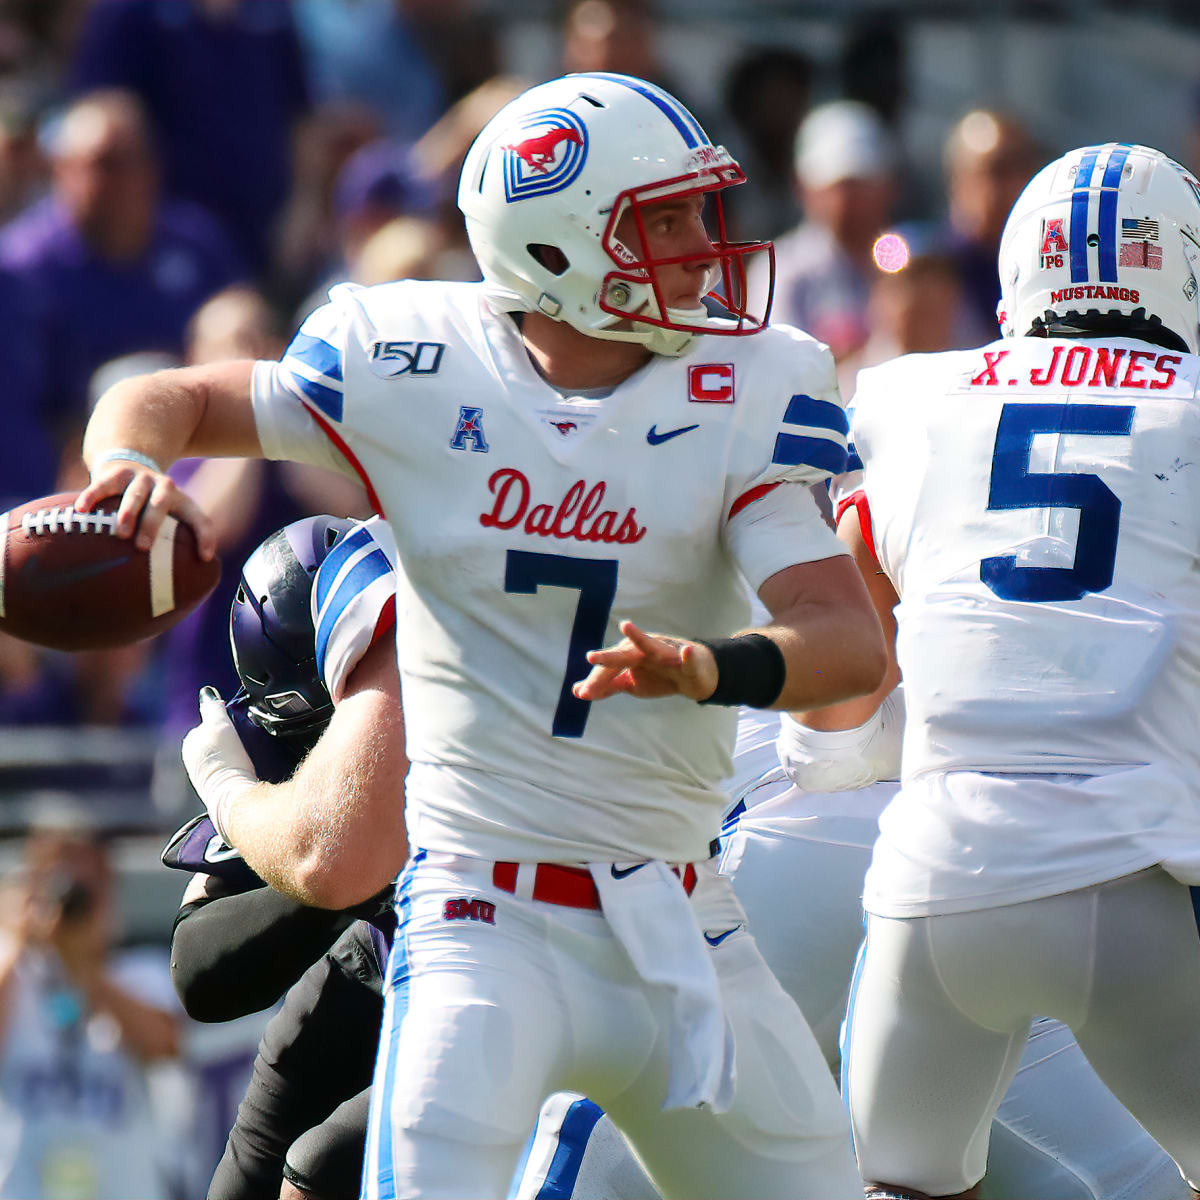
[[689, 364, 735, 403]]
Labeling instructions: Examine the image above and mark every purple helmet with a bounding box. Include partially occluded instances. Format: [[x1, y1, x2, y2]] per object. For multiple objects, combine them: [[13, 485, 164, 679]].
[[229, 515, 356, 740]]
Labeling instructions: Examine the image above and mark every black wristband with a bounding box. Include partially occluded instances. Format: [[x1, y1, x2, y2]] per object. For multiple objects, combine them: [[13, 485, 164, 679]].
[[695, 633, 786, 709]]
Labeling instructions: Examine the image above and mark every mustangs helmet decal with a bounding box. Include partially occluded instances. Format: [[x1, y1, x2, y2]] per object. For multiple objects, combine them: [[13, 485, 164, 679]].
[[502, 108, 589, 202]]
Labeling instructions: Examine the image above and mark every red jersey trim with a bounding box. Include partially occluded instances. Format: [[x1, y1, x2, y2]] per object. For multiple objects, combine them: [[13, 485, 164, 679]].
[[728, 481, 780, 522], [371, 592, 397, 643], [834, 489, 879, 568], [299, 400, 384, 516]]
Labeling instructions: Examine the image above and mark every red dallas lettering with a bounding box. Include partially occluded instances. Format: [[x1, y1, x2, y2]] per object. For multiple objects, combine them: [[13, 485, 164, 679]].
[[971, 349, 1010, 386], [480, 468, 646, 544]]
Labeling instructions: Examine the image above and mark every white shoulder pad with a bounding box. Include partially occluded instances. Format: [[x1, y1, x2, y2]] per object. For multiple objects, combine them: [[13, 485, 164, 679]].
[[312, 516, 399, 702], [776, 687, 905, 792]]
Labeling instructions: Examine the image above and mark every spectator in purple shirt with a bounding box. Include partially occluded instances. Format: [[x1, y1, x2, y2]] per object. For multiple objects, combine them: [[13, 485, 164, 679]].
[[68, 0, 309, 273], [0, 89, 245, 445]]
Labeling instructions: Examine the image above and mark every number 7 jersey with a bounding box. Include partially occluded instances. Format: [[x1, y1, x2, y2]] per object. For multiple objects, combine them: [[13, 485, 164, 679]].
[[250, 279, 849, 864], [848, 334, 1200, 913]]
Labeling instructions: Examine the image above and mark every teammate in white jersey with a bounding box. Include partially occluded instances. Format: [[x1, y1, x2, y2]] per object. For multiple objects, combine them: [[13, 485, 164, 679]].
[[520, 694, 1188, 1200], [76, 73, 886, 1199], [806, 142, 1200, 1200]]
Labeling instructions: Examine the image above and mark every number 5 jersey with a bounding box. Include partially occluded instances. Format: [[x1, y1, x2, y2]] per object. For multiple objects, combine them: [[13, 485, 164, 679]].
[[250, 279, 850, 865], [845, 334, 1200, 917]]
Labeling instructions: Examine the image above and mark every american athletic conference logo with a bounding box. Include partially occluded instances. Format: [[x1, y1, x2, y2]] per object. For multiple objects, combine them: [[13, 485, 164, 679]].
[[502, 108, 588, 203]]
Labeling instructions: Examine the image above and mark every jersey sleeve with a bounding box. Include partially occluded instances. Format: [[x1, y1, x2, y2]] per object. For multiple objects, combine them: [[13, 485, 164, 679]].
[[312, 516, 399, 702], [725, 480, 847, 593], [251, 284, 366, 484], [721, 330, 850, 589]]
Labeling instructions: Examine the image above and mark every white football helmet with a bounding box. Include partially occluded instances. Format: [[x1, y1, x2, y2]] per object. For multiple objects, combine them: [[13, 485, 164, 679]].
[[998, 142, 1200, 353], [457, 73, 773, 357]]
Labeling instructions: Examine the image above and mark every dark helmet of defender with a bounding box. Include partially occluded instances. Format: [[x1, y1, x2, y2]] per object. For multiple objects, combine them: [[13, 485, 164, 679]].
[[229, 515, 356, 739]]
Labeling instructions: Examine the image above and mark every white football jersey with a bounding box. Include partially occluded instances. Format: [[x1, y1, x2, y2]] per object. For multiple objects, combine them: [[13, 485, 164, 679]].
[[252, 280, 849, 863], [850, 335, 1200, 915]]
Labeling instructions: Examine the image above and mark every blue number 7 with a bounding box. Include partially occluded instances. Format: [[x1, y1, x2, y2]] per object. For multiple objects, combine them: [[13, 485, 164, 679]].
[[981, 402, 1134, 603], [504, 550, 618, 737]]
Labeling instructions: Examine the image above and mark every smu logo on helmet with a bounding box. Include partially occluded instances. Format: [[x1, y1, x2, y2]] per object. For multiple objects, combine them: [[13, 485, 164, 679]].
[[502, 108, 588, 202]]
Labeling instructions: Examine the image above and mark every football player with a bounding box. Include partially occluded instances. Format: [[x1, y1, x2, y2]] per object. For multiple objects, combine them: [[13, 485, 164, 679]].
[[163, 515, 400, 1199], [79, 74, 886, 1198], [813, 143, 1200, 1200]]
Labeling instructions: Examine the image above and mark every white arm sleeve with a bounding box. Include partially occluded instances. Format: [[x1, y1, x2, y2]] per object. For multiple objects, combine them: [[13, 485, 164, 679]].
[[776, 687, 905, 791]]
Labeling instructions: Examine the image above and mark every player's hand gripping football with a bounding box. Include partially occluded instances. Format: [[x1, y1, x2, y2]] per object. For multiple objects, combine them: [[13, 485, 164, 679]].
[[573, 620, 718, 702], [76, 457, 217, 561]]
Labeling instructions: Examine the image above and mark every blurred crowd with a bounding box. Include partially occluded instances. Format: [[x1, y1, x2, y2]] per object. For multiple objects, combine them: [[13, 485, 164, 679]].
[[0, 1, 1191, 1193]]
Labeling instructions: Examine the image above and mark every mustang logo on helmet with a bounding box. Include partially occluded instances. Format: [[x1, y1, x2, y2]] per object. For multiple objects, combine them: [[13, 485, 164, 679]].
[[502, 108, 588, 203]]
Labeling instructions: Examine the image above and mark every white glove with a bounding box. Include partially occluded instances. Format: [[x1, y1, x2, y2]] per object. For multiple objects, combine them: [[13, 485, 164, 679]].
[[181, 686, 260, 847]]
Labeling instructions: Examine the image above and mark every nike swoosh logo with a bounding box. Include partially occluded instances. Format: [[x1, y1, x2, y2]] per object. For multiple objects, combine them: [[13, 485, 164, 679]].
[[610, 862, 648, 879], [646, 423, 699, 445], [204, 835, 242, 863], [17, 554, 130, 590], [703, 925, 741, 947]]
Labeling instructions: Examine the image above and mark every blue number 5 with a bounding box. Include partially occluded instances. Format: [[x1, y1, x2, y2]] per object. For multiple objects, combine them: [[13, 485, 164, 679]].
[[981, 402, 1134, 602], [504, 550, 618, 737]]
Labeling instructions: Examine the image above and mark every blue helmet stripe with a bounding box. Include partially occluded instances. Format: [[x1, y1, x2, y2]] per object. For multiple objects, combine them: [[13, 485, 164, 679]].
[[1069, 146, 1102, 283], [1097, 144, 1132, 282], [575, 72, 704, 148]]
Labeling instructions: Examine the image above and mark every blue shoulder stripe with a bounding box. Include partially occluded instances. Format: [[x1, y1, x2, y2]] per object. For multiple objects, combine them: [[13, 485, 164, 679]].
[[783, 393, 849, 437], [314, 548, 392, 680], [845, 443, 864, 473], [290, 372, 344, 421], [314, 525, 373, 611], [772, 432, 848, 474], [286, 331, 343, 382]]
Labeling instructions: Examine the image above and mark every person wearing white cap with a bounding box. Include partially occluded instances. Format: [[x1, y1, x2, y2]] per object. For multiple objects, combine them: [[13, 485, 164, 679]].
[[751, 100, 898, 362]]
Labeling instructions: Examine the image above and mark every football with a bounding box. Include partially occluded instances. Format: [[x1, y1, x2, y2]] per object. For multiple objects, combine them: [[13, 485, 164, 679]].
[[0, 492, 221, 652]]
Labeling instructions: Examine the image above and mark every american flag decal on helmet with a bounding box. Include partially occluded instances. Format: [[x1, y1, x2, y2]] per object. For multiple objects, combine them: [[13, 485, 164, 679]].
[[1121, 218, 1160, 240]]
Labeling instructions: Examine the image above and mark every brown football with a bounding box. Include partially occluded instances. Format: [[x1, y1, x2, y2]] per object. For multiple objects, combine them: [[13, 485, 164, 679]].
[[0, 492, 221, 651]]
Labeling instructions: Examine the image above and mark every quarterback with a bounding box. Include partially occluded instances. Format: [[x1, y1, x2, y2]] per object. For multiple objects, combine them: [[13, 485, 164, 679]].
[[77, 74, 884, 1199], [815, 143, 1200, 1200]]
